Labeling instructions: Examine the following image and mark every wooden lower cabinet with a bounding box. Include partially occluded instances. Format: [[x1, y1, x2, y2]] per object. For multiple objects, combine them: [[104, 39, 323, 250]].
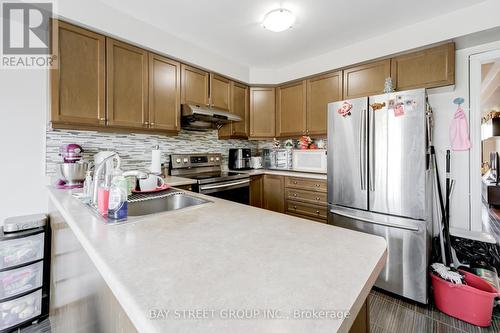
[[250, 175, 264, 208], [259, 174, 327, 223], [262, 175, 285, 213], [349, 300, 369, 333], [285, 176, 327, 223]]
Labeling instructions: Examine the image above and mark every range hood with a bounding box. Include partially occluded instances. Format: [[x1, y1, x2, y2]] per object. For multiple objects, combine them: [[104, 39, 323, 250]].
[[181, 104, 242, 130]]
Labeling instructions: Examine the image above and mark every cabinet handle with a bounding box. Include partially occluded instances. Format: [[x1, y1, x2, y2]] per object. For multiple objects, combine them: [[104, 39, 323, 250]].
[[316, 210, 320, 214], [293, 205, 297, 209], [144, 121, 149, 125], [99, 117, 105, 121], [316, 197, 320, 200], [150, 122, 155, 126], [293, 193, 297, 197], [293, 181, 297, 184]]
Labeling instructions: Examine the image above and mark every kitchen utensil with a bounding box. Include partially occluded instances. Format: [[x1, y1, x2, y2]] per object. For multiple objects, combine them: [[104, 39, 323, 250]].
[[250, 156, 263, 169], [138, 174, 165, 192], [132, 183, 171, 193], [58, 162, 88, 187]]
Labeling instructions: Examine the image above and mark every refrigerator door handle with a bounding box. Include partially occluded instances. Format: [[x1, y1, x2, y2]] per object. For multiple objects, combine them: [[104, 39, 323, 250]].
[[330, 208, 420, 231], [360, 108, 367, 190], [369, 107, 375, 191]]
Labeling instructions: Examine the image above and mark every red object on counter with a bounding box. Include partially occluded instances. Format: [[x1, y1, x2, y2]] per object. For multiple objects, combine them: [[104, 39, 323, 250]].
[[97, 187, 110, 216], [431, 270, 500, 327]]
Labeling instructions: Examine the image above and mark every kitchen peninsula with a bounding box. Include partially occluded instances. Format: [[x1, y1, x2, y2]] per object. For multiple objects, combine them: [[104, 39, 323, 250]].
[[47, 187, 386, 333]]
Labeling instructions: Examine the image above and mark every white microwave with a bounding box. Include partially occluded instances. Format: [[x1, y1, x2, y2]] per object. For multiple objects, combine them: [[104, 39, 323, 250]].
[[292, 149, 327, 173]]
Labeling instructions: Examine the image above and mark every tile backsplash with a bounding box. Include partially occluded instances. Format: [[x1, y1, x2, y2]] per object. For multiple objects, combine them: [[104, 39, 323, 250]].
[[46, 129, 273, 175]]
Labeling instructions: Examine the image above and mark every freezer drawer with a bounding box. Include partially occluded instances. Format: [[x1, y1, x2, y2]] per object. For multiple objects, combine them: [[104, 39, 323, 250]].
[[0, 233, 44, 270], [329, 205, 430, 304]]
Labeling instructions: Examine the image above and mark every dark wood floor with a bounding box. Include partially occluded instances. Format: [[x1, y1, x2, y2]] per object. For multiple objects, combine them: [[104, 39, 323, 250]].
[[370, 288, 500, 333], [482, 202, 500, 245], [17, 289, 500, 333]]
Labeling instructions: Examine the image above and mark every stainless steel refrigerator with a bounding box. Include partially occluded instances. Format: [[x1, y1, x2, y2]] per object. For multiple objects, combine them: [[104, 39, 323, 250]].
[[327, 88, 432, 304]]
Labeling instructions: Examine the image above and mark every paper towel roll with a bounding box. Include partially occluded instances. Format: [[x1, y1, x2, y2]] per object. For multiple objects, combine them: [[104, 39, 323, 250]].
[[150, 147, 162, 175]]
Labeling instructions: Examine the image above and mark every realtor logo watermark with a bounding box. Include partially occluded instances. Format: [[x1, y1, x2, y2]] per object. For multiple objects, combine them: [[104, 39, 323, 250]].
[[1, 1, 57, 69]]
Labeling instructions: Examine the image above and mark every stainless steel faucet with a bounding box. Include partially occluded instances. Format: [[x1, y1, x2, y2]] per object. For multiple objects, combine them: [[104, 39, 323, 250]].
[[91, 153, 150, 206], [91, 153, 119, 206]]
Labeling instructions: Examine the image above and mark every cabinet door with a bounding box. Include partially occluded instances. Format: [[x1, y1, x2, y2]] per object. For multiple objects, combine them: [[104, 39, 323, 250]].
[[391, 43, 455, 90], [276, 81, 307, 137], [51, 21, 105, 127], [210, 74, 231, 111], [181, 64, 209, 106], [231, 82, 249, 137], [148, 53, 181, 132], [306, 71, 342, 136], [250, 175, 263, 208], [107, 38, 149, 129], [249, 87, 276, 138], [343, 59, 391, 99], [263, 175, 285, 213]]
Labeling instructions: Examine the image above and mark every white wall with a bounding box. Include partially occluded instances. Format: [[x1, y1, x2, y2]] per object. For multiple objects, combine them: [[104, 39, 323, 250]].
[[249, 0, 500, 84], [54, 0, 250, 82], [429, 40, 500, 231], [0, 69, 48, 225]]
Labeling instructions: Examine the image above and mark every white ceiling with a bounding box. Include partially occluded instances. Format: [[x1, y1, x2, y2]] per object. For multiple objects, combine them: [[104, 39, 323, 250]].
[[101, 0, 483, 69]]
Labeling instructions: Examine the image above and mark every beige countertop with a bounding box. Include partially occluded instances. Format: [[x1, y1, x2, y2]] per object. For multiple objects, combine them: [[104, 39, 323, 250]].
[[238, 169, 327, 180], [48, 187, 386, 333], [163, 175, 197, 186]]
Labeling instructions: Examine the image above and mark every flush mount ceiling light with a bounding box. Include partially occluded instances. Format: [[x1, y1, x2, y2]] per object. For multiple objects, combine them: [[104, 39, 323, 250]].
[[262, 8, 295, 32]]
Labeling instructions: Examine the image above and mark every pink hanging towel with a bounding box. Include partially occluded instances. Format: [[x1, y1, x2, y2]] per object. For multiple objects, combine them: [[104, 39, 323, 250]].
[[449, 106, 471, 151]]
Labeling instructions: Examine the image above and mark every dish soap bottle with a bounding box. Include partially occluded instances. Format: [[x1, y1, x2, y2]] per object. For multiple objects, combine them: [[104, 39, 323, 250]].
[[108, 168, 128, 220]]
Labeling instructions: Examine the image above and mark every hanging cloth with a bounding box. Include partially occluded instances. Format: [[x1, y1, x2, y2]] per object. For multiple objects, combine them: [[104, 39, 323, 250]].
[[449, 105, 471, 151]]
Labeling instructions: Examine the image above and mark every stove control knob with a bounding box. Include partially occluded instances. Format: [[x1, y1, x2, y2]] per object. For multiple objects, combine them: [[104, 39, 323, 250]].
[[210, 157, 214, 161], [183, 158, 188, 163], [175, 158, 181, 163], [215, 157, 220, 161]]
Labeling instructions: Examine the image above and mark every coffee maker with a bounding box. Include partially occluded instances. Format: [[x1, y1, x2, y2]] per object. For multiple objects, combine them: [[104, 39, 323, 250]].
[[229, 148, 251, 170]]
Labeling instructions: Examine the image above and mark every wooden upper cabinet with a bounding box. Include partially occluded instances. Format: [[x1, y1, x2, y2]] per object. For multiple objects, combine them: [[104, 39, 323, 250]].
[[148, 53, 181, 132], [210, 74, 231, 111], [230, 82, 249, 137], [218, 80, 248, 139], [391, 43, 455, 91], [51, 21, 106, 127], [249, 87, 276, 139], [276, 81, 307, 137], [343, 59, 391, 99], [263, 175, 285, 213], [306, 71, 342, 136], [181, 64, 209, 106], [106, 38, 148, 129]]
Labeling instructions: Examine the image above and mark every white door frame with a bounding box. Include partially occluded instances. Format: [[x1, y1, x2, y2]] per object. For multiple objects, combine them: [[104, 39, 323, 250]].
[[469, 49, 500, 232]]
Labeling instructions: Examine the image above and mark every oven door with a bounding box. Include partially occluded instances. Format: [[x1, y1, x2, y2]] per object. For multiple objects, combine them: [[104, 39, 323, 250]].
[[198, 179, 250, 205]]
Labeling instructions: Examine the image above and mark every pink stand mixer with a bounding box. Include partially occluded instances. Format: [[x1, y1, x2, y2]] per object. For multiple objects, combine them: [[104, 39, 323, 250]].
[[56, 144, 89, 189]]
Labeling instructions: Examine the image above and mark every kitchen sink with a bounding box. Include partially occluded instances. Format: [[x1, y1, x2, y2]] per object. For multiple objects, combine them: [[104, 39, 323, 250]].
[[76, 189, 211, 224], [127, 190, 210, 216]]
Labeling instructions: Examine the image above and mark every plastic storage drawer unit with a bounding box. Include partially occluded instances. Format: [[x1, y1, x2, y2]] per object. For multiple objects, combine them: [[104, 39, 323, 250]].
[[0, 261, 43, 301], [0, 233, 44, 270], [0, 289, 42, 331]]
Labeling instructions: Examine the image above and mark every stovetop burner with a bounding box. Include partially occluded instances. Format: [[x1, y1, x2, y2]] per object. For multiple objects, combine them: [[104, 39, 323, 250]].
[[168, 153, 249, 185]]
